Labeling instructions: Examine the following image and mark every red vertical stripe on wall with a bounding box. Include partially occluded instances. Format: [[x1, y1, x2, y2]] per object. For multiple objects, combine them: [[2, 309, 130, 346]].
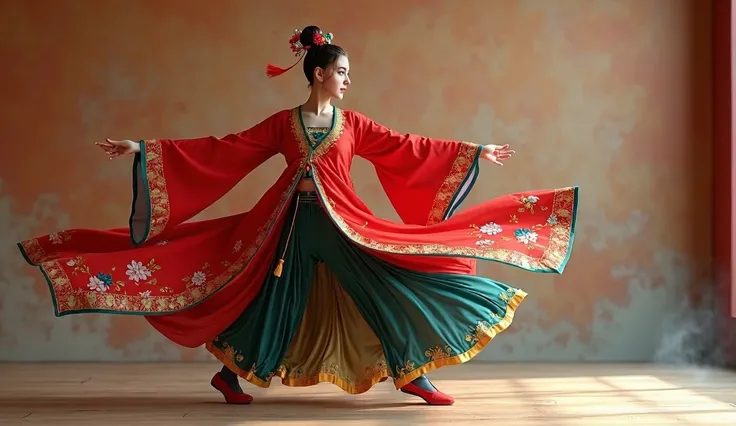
[[713, 0, 736, 366]]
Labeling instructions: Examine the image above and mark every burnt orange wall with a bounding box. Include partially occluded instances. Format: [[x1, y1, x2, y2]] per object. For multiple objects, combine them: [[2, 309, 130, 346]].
[[0, 0, 715, 362]]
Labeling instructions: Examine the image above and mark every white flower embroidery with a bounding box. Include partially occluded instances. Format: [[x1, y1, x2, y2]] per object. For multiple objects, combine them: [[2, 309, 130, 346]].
[[233, 240, 242, 253], [479, 222, 502, 235], [126, 260, 152, 282], [515, 230, 538, 244], [547, 214, 558, 225], [191, 271, 207, 286], [526, 195, 539, 204], [156, 240, 168, 246], [476, 240, 493, 247], [139, 290, 152, 297], [66, 259, 76, 267], [49, 233, 63, 244], [87, 276, 108, 292]]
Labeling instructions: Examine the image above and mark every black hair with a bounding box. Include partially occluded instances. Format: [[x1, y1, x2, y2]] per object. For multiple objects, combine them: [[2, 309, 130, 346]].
[[300, 25, 347, 86]]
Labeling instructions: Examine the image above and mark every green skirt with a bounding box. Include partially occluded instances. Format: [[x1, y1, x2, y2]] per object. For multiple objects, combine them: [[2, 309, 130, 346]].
[[206, 192, 526, 394]]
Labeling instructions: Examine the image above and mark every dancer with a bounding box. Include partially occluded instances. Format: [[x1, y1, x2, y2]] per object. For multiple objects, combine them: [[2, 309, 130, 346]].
[[18, 26, 579, 405]]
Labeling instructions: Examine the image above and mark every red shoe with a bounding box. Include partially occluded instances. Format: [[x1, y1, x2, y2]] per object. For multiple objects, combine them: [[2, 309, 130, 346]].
[[400, 382, 455, 405], [210, 373, 254, 404]]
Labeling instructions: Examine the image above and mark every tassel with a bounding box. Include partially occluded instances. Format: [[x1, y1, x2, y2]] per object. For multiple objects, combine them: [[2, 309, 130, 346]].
[[273, 259, 285, 277], [266, 63, 293, 78], [265, 54, 305, 78]]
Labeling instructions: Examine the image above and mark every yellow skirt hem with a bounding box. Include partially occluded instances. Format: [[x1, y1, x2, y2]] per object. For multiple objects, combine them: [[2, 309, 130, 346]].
[[205, 289, 528, 395]]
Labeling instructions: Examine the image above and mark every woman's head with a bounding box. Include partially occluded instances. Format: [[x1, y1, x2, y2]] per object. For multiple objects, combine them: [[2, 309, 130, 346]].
[[265, 26, 350, 99], [299, 26, 350, 99]]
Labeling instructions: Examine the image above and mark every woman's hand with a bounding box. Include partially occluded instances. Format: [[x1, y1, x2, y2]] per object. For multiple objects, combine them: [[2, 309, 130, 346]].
[[480, 144, 515, 166], [95, 139, 140, 159]]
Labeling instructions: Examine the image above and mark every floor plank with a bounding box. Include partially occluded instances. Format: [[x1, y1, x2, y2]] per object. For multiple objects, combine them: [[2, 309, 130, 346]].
[[1, 362, 735, 425]]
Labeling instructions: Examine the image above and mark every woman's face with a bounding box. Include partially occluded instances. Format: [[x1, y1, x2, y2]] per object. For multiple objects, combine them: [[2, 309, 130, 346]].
[[318, 55, 350, 100]]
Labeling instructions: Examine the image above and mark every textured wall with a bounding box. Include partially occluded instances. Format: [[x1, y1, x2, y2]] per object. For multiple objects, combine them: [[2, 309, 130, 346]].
[[0, 0, 713, 362]]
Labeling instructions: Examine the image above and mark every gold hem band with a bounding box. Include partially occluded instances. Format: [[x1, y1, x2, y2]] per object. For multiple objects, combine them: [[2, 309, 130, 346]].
[[392, 289, 526, 389], [204, 289, 527, 395]]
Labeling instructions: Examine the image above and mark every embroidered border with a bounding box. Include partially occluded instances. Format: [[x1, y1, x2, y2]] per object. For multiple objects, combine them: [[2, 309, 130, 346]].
[[17, 168, 305, 316], [205, 289, 527, 394], [312, 176, 578, 274], [391, 289, 526, 388], [140, 140, 170, 242], [426, 142, 480, 225], [289, 107, 346, 160], [206, 342, 391, 395]]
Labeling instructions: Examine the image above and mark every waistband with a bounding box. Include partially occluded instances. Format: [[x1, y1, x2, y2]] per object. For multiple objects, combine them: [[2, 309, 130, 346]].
[[296, 191, 319, 202]]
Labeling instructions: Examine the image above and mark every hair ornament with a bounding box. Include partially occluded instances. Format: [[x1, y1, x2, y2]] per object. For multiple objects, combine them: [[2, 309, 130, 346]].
[[266, 28, 334, 78]]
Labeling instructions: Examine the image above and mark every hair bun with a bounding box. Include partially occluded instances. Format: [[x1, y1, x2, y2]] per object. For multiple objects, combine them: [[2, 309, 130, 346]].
[[299, 25, 321, 49]]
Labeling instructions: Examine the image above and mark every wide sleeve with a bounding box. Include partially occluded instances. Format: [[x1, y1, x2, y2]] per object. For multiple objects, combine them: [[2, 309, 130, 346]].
[[352, 111, 483, 226], [129, 111, 283, 246]]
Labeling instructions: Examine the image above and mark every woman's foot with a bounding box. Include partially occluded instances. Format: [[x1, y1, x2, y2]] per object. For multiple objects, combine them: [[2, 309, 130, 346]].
[[400, 375, 454, 405], [210, 366, 253, 404]]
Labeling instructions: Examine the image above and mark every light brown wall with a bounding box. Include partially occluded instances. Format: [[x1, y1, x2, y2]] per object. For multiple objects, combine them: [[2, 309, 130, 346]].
[[0, 0, 713, 362]]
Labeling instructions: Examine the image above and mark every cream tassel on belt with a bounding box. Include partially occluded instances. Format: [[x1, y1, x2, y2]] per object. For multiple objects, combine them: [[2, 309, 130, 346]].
[[273, 193, 301, 277]]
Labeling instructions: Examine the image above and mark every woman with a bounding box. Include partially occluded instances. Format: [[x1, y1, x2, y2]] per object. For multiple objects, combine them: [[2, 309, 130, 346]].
[[18, 26, 579, 406]]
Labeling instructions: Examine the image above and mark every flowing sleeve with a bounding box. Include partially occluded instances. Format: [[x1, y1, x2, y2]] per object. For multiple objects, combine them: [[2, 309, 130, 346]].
[[351, 111, 483, 226], [129, 111, 284, 245]]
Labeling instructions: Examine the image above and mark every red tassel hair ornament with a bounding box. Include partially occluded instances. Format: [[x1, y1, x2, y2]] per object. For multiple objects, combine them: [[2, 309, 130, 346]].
[[265, 28, 334, 78]]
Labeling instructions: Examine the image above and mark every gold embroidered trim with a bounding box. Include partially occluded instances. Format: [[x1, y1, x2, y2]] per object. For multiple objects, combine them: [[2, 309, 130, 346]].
[[206, 289, 527, 394], [426, 142, 479, 225], [206, 342, 391, 395], [313, 169, 576, 273], [289, 107, 346, 160], [140, 140, 171, 241], [391, 289, 526, 389], [19, 238, 46, 264], [20, 168, 306, 315]]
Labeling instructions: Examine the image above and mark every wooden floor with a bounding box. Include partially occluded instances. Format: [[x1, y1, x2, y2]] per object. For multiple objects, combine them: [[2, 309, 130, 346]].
[[1, 363, 736, 425]]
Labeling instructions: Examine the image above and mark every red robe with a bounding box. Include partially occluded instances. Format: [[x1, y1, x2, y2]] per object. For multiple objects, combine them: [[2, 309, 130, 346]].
[[18, 107, 579, 348]]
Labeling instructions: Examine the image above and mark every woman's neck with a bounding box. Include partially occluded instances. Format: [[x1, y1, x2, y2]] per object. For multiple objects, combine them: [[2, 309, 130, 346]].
[[302, 89, 332, 115]]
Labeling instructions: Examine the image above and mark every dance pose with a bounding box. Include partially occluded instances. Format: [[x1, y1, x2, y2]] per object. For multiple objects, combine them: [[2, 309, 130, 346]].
[[18, 26, 579, 405]]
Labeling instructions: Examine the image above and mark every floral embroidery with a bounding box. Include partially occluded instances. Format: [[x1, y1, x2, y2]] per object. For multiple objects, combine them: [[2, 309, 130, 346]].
[[465, 320, 491, 344], [18, 155, 306, 316], [206, 288, 526, 394], [48, 231, 71, 245], [207, 341, 391, 395], [425, 345, 453, 361], [191, 271, 207, 286], [364, 357, 388, 379], [470, 221, 504, 246], [66, 257, 89, 274], [395, 360, 416, 377], [88, 275, 109, 292], [317, 362, 342, 376], [232, 240, 242, 253], [126, 260, 153, 282], [310, 172, 577, 273], [183, 262, 211, 288], [518, 195, 540, 214], [481, 222, 503, 235], [514, 228, 538, 244], [62, 257, 160, 296]]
